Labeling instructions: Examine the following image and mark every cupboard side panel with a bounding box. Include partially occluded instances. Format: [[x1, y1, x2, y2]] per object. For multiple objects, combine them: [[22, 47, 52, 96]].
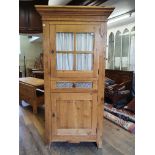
[[43, 21, 52, 142], [96, 23, 106, 148]]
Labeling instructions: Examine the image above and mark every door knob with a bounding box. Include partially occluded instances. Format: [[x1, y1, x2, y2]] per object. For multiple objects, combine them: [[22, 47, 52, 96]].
[[52, 113, 55, 117], [72, 83, 76, 88], [50, 50, 54, 54]]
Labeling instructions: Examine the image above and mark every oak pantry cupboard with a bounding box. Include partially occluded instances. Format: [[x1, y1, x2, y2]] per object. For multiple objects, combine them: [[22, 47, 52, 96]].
[[36, 5, 114, 148]]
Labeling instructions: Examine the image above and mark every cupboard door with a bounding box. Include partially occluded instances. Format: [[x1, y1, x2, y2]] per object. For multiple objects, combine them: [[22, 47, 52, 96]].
[[51, 93, 97, 139], [50, 25, 99, 78]]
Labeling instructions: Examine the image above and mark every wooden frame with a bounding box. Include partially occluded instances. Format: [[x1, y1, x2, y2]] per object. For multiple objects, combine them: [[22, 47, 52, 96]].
[[36, 5, 114, 148], [49, 24, 99, 78]]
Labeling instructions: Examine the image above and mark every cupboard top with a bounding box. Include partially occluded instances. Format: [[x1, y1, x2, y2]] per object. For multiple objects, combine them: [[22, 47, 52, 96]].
[[35, 5, 114, 20]]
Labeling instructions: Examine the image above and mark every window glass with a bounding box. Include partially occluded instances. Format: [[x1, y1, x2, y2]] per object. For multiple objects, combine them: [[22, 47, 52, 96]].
[[56, 53, 73, 70], [130, 27, 135, 71], [56, 32, 94, 71], [76, 54, 93, 71], [114, 31, 121, 70], [76, 33, 94, 52], [108, 32, 114, 69], [56, 33, 74, 51], [75, 33, 94, 70], [122, 29, 129, 70]]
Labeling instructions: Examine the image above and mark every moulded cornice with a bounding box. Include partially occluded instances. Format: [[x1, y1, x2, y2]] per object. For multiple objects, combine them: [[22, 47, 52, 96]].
[[35, 5, 114, 19]]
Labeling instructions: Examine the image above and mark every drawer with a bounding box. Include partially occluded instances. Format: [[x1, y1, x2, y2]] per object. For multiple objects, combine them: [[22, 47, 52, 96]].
[[56, 82, 93, 88], [51, 80, 97, 91]]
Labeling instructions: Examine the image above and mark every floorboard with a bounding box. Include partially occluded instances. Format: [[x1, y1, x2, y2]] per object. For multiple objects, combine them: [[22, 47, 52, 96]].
[[19, 102, 135, 155]]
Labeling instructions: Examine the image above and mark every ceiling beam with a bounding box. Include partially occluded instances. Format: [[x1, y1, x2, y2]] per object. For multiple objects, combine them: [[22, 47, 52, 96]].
[[19, 0, 48, 5], [95, 0, 108, 6], [82, 0, 96, 6], [67, 0, 108, 6], [88, 0, 108, 6], [35, 0, 48, 5], [67, 0, 85, 5]]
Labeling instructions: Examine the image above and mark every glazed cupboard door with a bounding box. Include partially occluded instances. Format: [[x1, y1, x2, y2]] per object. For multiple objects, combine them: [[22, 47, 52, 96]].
[[50, 25, 99, 78], [51, 93, 98, 141]]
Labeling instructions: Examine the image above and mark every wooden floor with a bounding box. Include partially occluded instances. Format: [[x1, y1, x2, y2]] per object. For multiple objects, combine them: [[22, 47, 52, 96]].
[[19, 102, 135, 155]]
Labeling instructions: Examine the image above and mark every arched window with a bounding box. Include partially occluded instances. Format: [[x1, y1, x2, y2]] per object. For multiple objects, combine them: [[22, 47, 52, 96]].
[[131, 27, 135, 32], [108, 32, 114, 69], [114, 31, 121, 70], [130, 27, 135, 71], [122, 28, 129, 70]]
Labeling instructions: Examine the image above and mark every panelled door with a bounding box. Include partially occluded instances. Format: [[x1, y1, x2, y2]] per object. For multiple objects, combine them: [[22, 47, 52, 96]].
[[51, 93, 98, 140], [50, 24, 100, 140]]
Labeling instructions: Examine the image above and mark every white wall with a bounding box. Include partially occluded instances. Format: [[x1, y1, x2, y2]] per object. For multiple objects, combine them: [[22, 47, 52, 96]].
[[102, 0, 135, 18], [19, 35, 43, 76], [107, 22, 135, 39]]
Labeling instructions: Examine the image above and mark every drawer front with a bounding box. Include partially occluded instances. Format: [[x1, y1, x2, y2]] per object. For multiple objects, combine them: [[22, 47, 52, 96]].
[[56, 82, 93, 88], [51, 80, 97, 91]]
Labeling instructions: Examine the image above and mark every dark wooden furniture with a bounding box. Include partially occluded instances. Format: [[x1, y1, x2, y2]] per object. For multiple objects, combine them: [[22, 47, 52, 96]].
[[105, 69, 133, 90], [19, 77, 44, 114], [105, 69, 134, 106], [27, 53, 44, 78], [19, 71, 22, 77], [27, 68, 44, 79], [36, 5, 114, 148], [32, 70, 44, 79], [19, 66, 22, 77], [19, 1, 43, 34]]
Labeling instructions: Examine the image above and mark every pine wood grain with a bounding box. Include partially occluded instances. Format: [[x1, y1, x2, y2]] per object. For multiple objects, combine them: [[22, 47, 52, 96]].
[[19, 77, 44, 114], [36, 5, 114, 147], [19, 77, 44, 87]]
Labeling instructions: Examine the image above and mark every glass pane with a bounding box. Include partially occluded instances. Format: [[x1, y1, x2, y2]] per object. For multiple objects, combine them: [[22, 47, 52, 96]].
[[108, 32, 114, 69], [122, 29, 129, 57], [122, 29, 129, 70], [114, 31, 121, 70], [76, 33, 94, 51], [76, 54, 93, 71], [114, 57, 121, 69], [56, 82, 73, 88], [130, 27, 135, 71], [56, 33, 74, 51], [75, 82, 93, 88], [56, 53, 73, 70], [121, 57, 128, 70]]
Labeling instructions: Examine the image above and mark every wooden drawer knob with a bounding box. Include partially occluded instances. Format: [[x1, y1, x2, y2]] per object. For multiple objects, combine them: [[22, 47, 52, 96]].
[[52, 113, 55, 117], [72, 83, 76, 88], [50, 50, 54, 54]]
